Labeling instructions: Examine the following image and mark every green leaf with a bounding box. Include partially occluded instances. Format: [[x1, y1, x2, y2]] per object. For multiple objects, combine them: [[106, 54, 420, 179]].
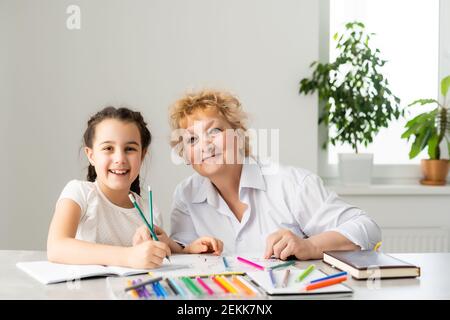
[[427, 133, 439, 159], [333, 32, 338, 41], [408, 99, 439, 107], [441, 75, 450, 98]]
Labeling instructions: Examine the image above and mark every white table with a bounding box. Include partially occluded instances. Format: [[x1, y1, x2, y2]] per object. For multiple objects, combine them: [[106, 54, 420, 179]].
[[1, 250, 449, 299]]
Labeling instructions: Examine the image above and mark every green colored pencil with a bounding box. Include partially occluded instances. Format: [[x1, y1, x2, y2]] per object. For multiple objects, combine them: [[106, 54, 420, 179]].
[[182, 277, 203, 296], [269, 260, 295, 270], [296, 264, 315, 282], [128, 193, 171, 262], [148, 186, 154, 230]]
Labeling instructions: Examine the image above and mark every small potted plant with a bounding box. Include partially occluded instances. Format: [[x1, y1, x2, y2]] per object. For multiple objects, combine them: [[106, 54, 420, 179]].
[[401, 75, 450, 185], [299, 22, 402, 185]]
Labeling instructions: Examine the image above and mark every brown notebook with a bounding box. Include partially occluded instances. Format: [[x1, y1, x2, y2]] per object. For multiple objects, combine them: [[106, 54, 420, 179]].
[[323, 250, 421, 280]]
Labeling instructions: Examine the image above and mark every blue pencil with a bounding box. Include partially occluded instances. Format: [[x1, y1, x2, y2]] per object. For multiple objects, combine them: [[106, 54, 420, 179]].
[[169, 278, 186, 298], [156, 281, 168, 298], [309, 271, 348, 284], [268, 269, 277, 288], [222, 257, 229, 269], [151, 282, 162, 298]]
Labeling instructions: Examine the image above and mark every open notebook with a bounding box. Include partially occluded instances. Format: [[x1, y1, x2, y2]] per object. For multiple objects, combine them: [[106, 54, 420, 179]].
[[246, 268, 353, 295], [16, 261, 187, 285]]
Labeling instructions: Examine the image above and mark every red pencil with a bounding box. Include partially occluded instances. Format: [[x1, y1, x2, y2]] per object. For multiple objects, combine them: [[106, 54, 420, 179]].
[[302, 275, 348, 291]]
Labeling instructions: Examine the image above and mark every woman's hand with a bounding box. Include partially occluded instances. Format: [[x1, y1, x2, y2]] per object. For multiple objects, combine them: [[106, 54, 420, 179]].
[[185, 237, 224, 255], [126, 240, 171, 269], [264, 229, 317, 260]]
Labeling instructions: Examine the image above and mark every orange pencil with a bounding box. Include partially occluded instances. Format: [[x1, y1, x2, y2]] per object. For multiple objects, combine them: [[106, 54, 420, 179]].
[[303, 275, 347, 291], [231, 276, 255, 296]]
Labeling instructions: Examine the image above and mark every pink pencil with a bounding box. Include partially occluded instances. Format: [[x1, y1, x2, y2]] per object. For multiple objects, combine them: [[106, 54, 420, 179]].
[[196, 277, 214, 295], [236, 256, 265, 270]]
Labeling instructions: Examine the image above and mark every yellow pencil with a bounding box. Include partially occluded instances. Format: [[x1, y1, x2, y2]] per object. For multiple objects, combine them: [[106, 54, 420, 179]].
[[126, 280, 139, 298], [216, 276, 238, 294]]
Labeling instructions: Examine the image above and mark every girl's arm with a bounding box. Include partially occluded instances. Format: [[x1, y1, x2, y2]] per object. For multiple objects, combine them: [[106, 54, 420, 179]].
[[47, 199, 169, 268]]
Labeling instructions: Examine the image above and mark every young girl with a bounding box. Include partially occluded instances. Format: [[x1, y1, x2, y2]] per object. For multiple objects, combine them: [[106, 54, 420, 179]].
[[168, 90, 381, 260], [47, 107, 223, 269]]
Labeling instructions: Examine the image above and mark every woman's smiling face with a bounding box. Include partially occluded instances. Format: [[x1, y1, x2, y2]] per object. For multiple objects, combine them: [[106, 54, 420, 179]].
[[85, 118, 144, 193], [180, 107, 243, 178]]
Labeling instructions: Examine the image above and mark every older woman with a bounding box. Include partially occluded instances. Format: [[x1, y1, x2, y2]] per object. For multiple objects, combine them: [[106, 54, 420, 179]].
[[168, 89, 381, 260]]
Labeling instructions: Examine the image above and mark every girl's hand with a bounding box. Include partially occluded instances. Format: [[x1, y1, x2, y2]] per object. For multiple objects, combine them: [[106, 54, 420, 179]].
[[132, 224, 170, 246], [185, 237, 224, 255], [264, 229, 315, 260], [126, 240, 171, 269]]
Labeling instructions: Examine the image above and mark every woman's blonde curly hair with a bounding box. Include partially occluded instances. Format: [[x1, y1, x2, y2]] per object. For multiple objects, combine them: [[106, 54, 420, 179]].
[[169, 89, 250, 157]]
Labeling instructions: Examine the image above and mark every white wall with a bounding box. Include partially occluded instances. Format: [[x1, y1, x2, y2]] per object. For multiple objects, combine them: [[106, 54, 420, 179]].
[[0, 0, 319, 249]]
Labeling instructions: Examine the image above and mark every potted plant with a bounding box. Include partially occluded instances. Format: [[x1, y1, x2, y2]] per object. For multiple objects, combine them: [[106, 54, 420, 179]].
[[299, 21, 402, 185], [401, 75, 450, 185]]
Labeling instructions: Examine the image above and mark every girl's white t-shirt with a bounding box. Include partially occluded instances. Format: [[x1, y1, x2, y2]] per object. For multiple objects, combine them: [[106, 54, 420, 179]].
[[58, 180, 162, 247]]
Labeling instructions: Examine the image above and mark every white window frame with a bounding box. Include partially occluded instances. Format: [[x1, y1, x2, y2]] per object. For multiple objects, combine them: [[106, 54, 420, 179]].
[[318, 0, 450, 182]]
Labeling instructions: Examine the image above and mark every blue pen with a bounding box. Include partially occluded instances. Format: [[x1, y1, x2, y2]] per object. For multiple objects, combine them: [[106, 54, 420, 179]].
[[268, 269, 277, 288], [310, 271, 347, 284]]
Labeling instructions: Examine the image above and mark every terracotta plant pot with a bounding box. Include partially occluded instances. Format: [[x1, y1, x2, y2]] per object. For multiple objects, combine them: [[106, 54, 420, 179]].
[[420, 159, 450, 186]]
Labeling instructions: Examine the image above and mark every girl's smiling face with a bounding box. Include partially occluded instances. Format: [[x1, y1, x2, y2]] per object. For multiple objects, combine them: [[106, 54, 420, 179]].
[[181, 107, 243, 178], [85, 118, 144, 194]]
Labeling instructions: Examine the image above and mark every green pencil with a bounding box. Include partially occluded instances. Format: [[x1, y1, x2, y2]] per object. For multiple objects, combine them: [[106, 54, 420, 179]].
[[128, 193, 171, 262], [148, 186, 154, 230], [296, 264, 315, 282], [269, 260, 295, 270]]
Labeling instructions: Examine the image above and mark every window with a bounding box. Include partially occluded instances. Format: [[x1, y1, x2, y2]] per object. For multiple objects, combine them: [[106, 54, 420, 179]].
[[319, 0, 447, 180]]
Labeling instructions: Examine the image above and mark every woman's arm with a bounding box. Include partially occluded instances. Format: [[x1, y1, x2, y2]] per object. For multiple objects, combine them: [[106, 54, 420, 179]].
[[264, 229, 360, 260], [47, 199, 169, 268]]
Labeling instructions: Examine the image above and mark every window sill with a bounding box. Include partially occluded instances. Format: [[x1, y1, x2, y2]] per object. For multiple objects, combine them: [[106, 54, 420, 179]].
[[324, 178, 450, 196]]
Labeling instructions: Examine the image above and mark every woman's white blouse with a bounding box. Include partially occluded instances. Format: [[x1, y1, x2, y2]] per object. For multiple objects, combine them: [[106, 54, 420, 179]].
[[170, 159, 381, 255]]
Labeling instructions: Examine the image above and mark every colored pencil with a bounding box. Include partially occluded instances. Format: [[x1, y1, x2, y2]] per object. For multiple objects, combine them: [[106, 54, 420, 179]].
[[268, 269, 277, 288], [269, 260, 295, 270], [222, 256, 229, 269], [211, 276, 228, 293], [236, 256, 265, 270], [182, 277, 203, 296], [231, 276, 255, 296], [310, 271, 347, 284], [125, 276, 163, 291], [151, 282, 161, 298], [282, 269, 290, 288], [128, 193, 170, 262], [196, 277, 214, 295], [218, 276, 238, 294], [168, 278, 186, 298], [156, 281, 168, 298], [126, 280, 139, 298], [296, 264, 315, 282], [303, 275, 347, 291], [148, 186, 154, 230]]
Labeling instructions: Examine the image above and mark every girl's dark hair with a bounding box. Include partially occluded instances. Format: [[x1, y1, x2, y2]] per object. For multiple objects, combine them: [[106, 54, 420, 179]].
[[83, 106, 151, 195]]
